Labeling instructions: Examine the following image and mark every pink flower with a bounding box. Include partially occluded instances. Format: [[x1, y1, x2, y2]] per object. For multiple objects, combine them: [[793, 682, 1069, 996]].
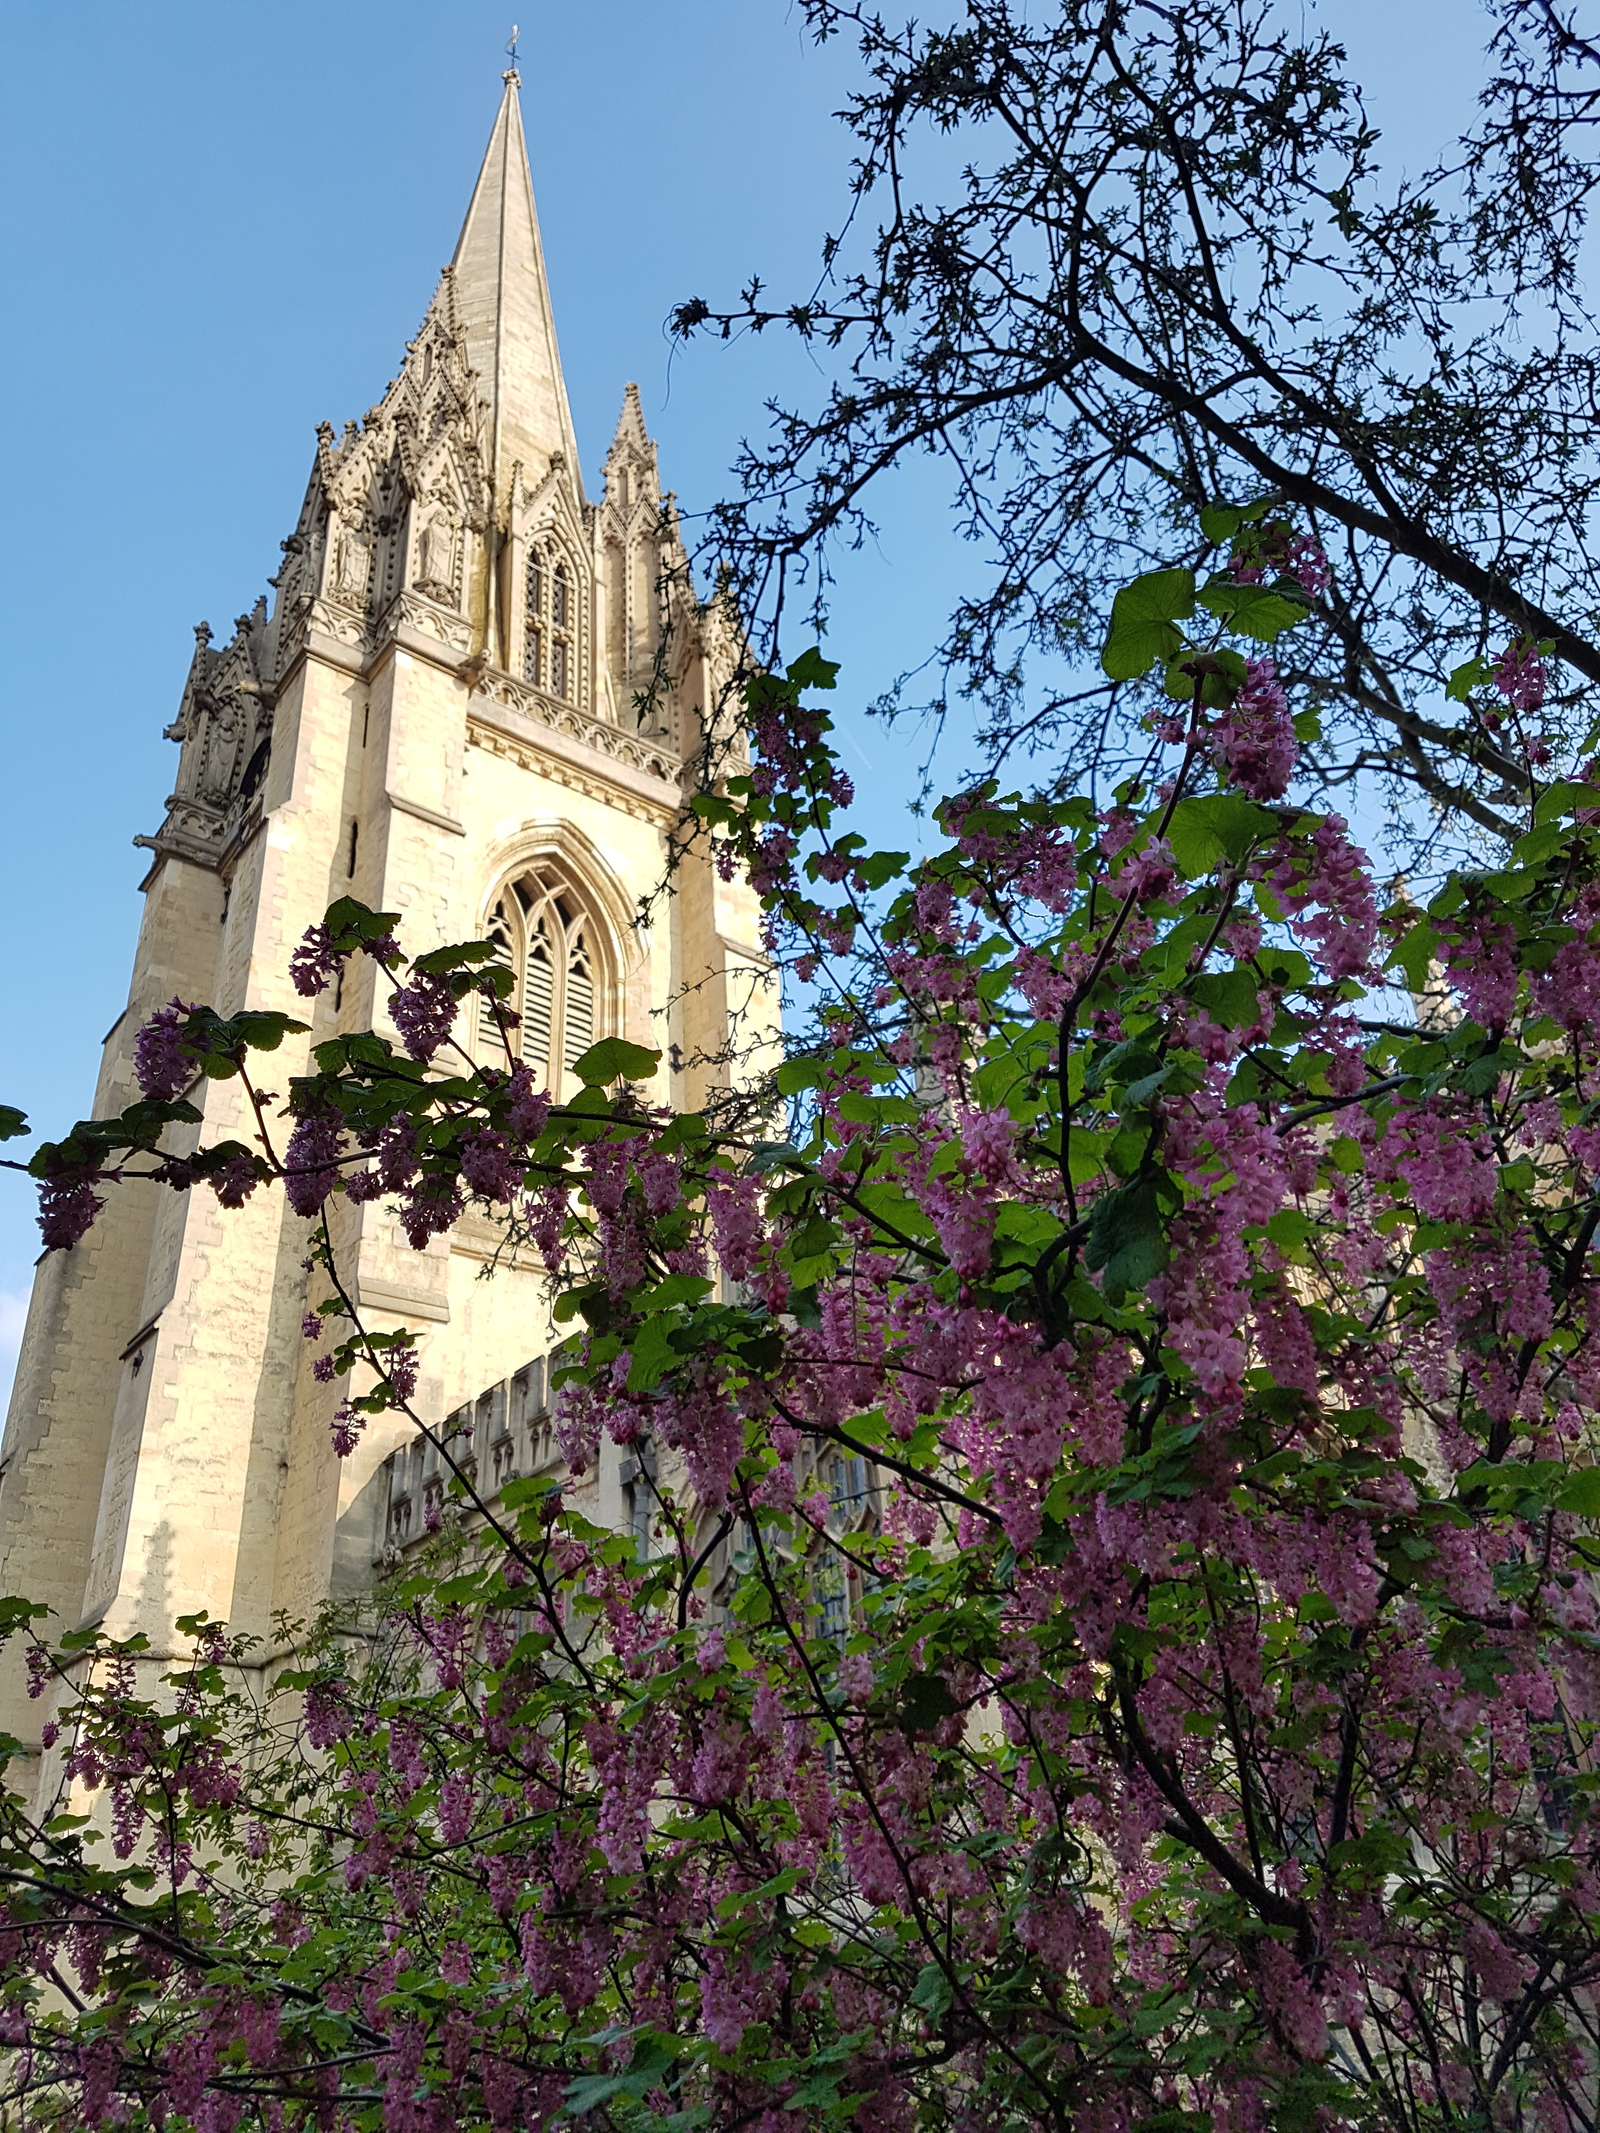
[[390, 970, 458, 1062], [839, 1651, 875, 1704], [1118, 838, 1179, 903], [1440, 913, 1518, 1028], [1386, 1101, 1497, 1224], [1210, 656, 1297, 799], [329, 1402, 364, 1458], [1261, 815, 1378, 980], [1492, 640, 1546, 715], [283, 1105, 344, 1218], [503, 1063, 551, 1140], [133, 997, 201, 1102], [706, 1172, 764, 1282], [36, 1173, 104, 1252], [958, 1106, 1019, 1186], [289, 922, 343, 999], [460, 1128, 523, 1203]]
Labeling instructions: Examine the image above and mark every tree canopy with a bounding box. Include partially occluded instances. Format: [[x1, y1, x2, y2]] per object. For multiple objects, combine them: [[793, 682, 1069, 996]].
[[7, 542, 1600, 2126], [677, 0, 1600, 847]]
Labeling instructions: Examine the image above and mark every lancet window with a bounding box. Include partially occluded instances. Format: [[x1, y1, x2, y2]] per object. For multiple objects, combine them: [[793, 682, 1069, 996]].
[[523, 548, 544, 685], [522, 544, 575, 700], [550, 562, 572, 699], [476, 866, 604, 1092]]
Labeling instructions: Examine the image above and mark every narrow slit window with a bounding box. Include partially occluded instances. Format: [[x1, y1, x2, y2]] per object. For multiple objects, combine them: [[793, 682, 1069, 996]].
[[524, 548, 544, 685], [550, 559, 573, 699]]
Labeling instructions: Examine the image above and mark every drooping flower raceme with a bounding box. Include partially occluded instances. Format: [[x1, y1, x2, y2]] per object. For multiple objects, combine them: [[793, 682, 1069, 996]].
[[132, 997, 202, 1103]]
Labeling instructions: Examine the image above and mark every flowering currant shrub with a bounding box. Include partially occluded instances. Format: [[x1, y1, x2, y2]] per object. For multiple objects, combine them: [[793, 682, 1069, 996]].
[[7, 525, 1600, 2128]]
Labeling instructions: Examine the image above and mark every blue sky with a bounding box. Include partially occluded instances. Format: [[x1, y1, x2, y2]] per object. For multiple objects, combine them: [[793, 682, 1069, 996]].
[[0, 1, 1494, 1399]]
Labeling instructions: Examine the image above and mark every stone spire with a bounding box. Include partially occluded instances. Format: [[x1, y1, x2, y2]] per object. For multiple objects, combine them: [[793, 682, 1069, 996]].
[[450, 69, 583, 498]]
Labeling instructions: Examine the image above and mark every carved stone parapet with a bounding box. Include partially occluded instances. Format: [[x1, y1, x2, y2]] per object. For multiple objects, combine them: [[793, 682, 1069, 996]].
[[384, 591, 473, 654], [478, 667, 679, 783], [303, 596, 368, 651]]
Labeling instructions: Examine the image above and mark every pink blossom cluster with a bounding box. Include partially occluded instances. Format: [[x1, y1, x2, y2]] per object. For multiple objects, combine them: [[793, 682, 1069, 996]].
[[132, 996, 202, 1103], [1492, 638, 1547, 714], [1208, 656, 1298, 799], [1259, 813, 1378, 978], [389, 968, 460, 1063]]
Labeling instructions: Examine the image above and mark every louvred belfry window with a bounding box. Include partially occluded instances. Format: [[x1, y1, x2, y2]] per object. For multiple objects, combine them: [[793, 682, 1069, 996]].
[[475, 868, 605, 1090]]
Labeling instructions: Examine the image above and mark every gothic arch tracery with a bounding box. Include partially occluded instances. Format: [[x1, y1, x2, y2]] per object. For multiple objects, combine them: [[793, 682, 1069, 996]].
[[476, 862, 615, 1092]]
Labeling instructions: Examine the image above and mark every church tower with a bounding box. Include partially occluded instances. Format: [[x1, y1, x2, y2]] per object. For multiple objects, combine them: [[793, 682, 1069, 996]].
[[0, 71, 770, 1752]]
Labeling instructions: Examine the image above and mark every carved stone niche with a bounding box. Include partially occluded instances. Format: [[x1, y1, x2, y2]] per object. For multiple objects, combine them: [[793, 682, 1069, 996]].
[[412, 513, 461, 609], [332, 520, 373, 605]]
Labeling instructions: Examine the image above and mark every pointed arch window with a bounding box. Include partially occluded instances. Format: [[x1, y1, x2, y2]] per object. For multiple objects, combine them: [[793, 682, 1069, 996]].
[[475, 867, 607, 1090], [523, 546, 575, 700]]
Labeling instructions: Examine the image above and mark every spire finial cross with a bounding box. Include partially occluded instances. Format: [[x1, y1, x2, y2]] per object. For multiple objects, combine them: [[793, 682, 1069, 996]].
[[505, 23, 520, 79]]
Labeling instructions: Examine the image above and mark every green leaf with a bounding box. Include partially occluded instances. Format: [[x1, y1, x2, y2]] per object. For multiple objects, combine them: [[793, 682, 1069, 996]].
[[1084, 1174, 1170, 1296], [499, 1475, 562, 1512], [1101, 569, 1196, 680], [626, 1317, 681, 1394], [1387, 919, 1437, 994], [855, 848, 910, 890], [1292, 705, 1323, 745], [1198, 503, 1242, 544], [910, 1962, 955, 2018], [638, 1275, 716, 1312], [562, 2073, 634, 2115], [1197, 577, 1311, 640], [1165, 794, 1279, 878], [1189, 968, 1261, 1028], [408, 939, 497, 975], [0, 1107, 27, 1141], [899, 1671, 961, 1733], [1446, 656, 1490, 703], [785, 647, 840, 692], [1534, 779, 1600, 825], [571, 1037, 663, 1085], [1511, 822, 1567, 869], [1558, 1467, 1600, 1518], [1085, 1040, 1163, 1098], [776, 1058, 825, 1096], [322, 896, 402, 944]]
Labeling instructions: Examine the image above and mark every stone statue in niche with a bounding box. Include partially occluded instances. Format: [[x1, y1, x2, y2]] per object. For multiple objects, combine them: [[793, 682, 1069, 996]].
[[333, 522, 371, 602], [195, 697, 242, 808], [414, 514, 459, 605]]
